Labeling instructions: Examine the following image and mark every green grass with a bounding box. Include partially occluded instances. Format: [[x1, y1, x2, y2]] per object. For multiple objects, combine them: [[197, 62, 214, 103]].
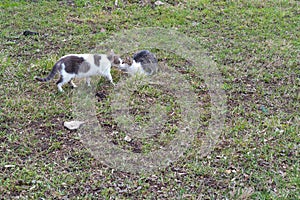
[[0, 0, 299, 199]]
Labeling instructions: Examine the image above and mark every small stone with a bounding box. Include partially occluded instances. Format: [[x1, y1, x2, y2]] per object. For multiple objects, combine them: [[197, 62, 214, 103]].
[[154, 1, 164, 6], [5, 165, 15, 168], [64, 121, 85, 130], [124, 135, 132, 142]]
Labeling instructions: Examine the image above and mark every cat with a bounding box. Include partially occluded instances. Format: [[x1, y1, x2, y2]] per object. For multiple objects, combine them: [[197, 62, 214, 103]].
[[35, 51, 121, 92], [118, 50, 158, 76]]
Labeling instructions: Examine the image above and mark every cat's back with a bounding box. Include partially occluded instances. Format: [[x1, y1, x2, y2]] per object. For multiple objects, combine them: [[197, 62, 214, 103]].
[[133, 50, 157, 64], [60, 54, 109, 67], [61, 54, 91, 60]]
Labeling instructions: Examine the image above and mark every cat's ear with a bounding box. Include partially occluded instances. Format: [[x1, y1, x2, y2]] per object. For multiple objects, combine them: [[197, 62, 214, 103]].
[[107, 49, 115, 60], [113, 55, 120, 65], [108, 49, 114, 55], [107, 49, 112, 60]]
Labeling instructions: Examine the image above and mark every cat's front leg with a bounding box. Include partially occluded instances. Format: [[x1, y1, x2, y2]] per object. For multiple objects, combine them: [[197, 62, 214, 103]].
[[106, 73, 115, 86], [86, 77, 91, 86], [69, 80, 77, 88], [57, 84, 64, 92]]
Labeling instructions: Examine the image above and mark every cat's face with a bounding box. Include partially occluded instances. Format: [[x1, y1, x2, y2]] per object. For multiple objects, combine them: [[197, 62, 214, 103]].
[[118, 62, 130, 71], [118, 56, 133, 72]]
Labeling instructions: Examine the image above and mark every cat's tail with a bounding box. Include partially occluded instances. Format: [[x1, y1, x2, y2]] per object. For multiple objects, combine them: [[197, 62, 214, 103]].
[[35, 61, 60, 82]]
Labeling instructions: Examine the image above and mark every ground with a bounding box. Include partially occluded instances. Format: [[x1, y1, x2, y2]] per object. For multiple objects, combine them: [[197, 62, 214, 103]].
[[0, 0, 299, 199]]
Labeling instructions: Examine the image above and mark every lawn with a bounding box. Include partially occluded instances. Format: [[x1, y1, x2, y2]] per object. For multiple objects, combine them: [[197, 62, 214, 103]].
[[0, 0, 299, 199]]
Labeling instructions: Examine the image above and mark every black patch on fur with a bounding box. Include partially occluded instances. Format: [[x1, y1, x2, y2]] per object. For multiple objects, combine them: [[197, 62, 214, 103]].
[[78, 61, 91, 73], [133, 50, 158, 65], [60, 56, 85, 74], [133, 50, 158, 74], [56, 76, 63, 85]]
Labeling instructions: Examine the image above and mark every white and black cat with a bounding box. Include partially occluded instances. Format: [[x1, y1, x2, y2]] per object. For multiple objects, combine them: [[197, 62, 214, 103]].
[[118, 50, 158, 76], [35, 51, 121, 92]]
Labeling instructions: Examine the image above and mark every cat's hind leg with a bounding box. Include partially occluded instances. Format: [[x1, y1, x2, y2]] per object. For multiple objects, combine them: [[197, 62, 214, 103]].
[[56, 74, 73, 92], [56, 76, 65, 92]]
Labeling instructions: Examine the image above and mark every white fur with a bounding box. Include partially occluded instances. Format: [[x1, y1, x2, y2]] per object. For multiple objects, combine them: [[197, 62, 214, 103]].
[[64, 54, 112, 79], [119, 60, 146, 76], [57, 63, 75, 92], [58, 54, 114, 92]]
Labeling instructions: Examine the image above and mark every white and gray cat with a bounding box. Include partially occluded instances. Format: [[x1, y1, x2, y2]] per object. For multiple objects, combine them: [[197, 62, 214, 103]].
[[118, 50, 158, 76], [35, 51, 121, 92]]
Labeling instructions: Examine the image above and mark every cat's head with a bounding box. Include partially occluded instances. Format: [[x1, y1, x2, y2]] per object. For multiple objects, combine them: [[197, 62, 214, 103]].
[[107, 50, 122, 67], [117, 56, 132, 71], [118, 62, 131, 72]]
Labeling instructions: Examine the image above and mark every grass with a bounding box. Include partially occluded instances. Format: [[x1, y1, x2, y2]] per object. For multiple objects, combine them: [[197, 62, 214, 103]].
[[0, 0, 299, 199]]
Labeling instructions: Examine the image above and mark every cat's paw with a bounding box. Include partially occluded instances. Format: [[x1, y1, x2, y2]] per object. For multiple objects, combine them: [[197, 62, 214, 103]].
[[58, 86, 64, 92], [86, 80, 91, 87]]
